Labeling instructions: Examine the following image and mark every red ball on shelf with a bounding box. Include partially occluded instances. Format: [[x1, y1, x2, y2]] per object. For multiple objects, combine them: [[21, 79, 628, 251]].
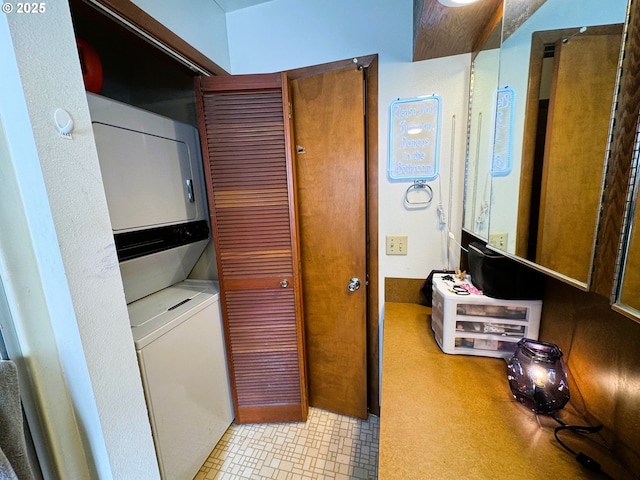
[[76, 38, 103, 93]]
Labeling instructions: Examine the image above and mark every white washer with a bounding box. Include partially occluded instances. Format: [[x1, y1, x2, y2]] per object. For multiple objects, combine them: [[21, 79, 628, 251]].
[[128, 279, 233, 480]]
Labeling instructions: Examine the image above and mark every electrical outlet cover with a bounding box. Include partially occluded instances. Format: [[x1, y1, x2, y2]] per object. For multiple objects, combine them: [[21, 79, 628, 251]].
[[386, 235, 408, 255], [488, 232, 508, 249]]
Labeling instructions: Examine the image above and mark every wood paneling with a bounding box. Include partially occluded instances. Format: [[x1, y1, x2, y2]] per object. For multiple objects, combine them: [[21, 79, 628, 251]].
[[413, 0, 503, 61], [502, 0, 547, 41], [593, 0, 640, 297], [619, 195, 640, 308], [384, 278, 428, 305], [195, 73, 308, 424], [539, 277, 640, 476]]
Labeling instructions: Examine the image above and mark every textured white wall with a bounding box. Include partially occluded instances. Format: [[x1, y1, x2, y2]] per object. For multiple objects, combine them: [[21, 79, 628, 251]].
[[3, 3, 159, 479], [379, 57, 470, 281], [0, 24, 89, 475], [227, 0, 409, 73]]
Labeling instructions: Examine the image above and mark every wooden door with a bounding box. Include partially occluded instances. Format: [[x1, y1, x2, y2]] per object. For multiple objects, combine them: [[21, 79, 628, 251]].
[[291, 67, 368, 419], [195, 73, 308, 424], [536, 33, 620, 281]]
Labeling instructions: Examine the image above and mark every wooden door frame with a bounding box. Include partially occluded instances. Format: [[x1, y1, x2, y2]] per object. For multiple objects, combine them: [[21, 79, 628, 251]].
[[287, 55, 380, 416], [74, 0, 227, 76]]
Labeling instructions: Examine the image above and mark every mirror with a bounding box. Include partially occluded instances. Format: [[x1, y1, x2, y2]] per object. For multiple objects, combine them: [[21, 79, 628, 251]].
[[615, 139, 640, 319], [463, 21, 502, 240], [488, 0, 628, 288]]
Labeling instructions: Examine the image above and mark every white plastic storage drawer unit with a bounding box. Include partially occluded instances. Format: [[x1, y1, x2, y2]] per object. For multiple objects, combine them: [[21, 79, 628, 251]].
[[431, 274, 542, 358]]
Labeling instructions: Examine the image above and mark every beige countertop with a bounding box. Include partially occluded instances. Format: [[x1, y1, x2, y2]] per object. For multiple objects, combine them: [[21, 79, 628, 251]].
[[379, 302, 634, 480]]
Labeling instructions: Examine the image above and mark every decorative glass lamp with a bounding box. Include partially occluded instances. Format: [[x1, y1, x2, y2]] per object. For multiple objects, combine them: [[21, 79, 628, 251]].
[[506, 338, 570, 414]]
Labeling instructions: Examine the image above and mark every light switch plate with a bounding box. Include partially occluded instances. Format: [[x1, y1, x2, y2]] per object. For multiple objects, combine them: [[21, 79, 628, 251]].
[[488, 232, 508, 249], [386, 235, 408, 255]]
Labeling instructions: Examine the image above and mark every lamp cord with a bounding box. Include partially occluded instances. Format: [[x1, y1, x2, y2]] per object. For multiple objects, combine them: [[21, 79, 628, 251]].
[[551, 416, 615, 479]]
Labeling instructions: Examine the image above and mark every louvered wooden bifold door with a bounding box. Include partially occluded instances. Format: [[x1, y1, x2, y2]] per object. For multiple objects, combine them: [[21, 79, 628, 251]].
[[195, 73, 308, 424]]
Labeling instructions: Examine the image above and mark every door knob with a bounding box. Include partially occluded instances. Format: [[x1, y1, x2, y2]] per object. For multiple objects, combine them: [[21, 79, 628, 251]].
[[280, 280, 288, 288], [347, 278, 361, 292]]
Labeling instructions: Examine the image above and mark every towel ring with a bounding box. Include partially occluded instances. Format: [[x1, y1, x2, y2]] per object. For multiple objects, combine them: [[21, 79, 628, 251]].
[[404, 180, 433, 208]]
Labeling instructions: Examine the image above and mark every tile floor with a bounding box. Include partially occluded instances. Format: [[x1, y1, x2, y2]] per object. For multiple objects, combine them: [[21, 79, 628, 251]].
[[195, 407, 380, 480]]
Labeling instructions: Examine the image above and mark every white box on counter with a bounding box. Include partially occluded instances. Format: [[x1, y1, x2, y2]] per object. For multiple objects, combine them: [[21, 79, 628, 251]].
[[431, 274, 542, 358]]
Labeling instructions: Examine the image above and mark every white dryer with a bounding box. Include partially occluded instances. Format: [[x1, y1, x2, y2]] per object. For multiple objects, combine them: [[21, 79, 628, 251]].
[[87, 92, 210, 304], [128, 280, 233, 480]]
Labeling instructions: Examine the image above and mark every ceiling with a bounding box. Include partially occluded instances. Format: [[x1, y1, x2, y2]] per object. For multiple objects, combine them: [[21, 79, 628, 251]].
[[213, 0, 273, 12], [212, 0, 504, 60], [413, 0, 504, 61]]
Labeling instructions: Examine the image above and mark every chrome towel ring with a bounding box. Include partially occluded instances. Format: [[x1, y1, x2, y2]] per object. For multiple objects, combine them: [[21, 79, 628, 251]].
[[404, 179, 433, 208]]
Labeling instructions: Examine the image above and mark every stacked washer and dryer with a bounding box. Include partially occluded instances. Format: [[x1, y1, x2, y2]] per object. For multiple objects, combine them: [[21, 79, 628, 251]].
[[87, 93, 233, 480]]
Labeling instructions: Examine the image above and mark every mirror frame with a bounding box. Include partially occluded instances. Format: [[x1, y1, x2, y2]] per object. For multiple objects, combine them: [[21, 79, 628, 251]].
[[612, 137, 640, 320], [462, 57, 500, 240], [462, 12, 503, 241]]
